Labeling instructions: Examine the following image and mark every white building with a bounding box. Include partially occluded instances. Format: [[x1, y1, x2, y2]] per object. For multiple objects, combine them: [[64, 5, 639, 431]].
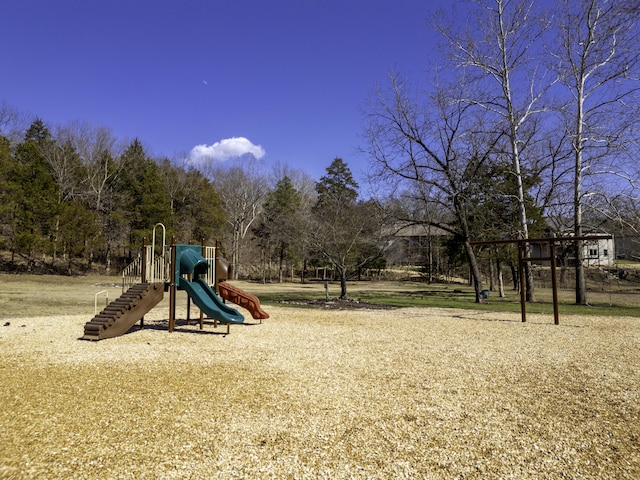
[[582, 235, 615, 266]]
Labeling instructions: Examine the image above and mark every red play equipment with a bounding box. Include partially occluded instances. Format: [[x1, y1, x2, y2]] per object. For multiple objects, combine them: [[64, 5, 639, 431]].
[[82, 223, 268, 340]]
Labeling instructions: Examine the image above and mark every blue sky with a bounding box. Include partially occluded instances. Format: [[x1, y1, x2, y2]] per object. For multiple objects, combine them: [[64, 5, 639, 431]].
[[1, 0, 444, 185]]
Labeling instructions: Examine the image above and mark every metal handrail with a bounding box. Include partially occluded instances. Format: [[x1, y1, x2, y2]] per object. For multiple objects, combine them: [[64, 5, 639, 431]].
[[122, 223, 169, 291], [122, 255, 143, 293], [94, 290, 109, 315], [148, 223, 168, 284]]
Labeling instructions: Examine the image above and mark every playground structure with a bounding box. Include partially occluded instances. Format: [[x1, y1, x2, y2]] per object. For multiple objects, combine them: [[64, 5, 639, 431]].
[[82, 224, 268, 340], [471, 234, 612, 325]]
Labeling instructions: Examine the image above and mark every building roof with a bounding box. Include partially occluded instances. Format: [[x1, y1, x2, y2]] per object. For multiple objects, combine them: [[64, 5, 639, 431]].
[[388, 223, 452, 238]]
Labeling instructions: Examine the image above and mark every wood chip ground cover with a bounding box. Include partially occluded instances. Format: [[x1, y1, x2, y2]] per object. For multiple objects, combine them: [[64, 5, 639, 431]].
[[1, 302, 639, 479]]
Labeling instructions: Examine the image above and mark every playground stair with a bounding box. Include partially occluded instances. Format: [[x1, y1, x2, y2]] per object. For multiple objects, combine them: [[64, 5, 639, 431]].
[[82, 283, 164, 341]]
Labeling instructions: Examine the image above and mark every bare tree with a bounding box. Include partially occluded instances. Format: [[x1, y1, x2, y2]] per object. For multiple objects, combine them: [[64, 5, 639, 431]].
[[55, 121, 125, 215], [0, 100, 30, 143], [63, 122, 126, 269], [208, 160, 268, 279], [436, 0, 554, 302], [268, 160, 317, 204], [551, 0, 640, 304], [45, 124, 87, 203], [364, 73, 501, 302], [39, 125, 85, 262], [309, 158, 382, 299]]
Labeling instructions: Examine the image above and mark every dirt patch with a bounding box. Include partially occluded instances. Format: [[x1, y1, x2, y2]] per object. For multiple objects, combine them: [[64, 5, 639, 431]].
[[279, 298, 396, 310]]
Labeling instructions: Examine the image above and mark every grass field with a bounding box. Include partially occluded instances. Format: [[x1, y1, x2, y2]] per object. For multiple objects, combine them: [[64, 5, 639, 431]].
[[2, 272, 639, 320], [1, 274, 639, 479]]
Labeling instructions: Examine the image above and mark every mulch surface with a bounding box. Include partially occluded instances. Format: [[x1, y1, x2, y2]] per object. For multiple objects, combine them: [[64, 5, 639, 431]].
[[1, 305, 639, 479]]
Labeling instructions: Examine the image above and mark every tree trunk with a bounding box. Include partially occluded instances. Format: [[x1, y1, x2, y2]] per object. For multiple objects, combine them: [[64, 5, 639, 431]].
[[574, 80, 587, 305], [105, 245, 111, 274], [463, 240, 485, 303], [509, 262, 518, 291], [511, 132, 535, 302], [575, 238, 587, 305], [231, 228, 240, 280], [489, 257, 495, 291], [300, 259, 307, 284], [427, 232, 434, 284], [523, 257, 535, 302], [278, 245, 284, 283], [339, 268, 348, 300]]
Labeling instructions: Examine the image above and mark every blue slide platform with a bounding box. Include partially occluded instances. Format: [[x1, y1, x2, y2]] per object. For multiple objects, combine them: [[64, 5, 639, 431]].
[[179, 276, 244, 324]]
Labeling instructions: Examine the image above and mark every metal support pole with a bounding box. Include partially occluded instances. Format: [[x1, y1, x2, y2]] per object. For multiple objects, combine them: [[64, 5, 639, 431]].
[[141, 237, 147, 284], [201, 239, 207, 285]]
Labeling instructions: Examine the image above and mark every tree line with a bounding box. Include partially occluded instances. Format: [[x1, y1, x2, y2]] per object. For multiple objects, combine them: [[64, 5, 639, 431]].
[[0, 118, 225, 273], [0, 112, 383, 299], [2, 0, 640, 306]]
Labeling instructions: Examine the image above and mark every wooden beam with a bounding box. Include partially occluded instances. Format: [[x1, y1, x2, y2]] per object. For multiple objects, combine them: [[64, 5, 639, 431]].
[[469, 235, 612, 325]]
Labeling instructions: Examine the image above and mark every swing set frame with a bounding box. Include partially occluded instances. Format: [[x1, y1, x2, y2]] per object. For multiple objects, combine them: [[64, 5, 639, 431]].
[[471, 235, 612, 325]]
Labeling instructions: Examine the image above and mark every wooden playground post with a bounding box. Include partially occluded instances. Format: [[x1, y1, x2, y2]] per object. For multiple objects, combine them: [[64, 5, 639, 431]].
[[550, 241, 559, 325], [186, 286, 191, 325], [140, 237, 147, 328], [199, 239, 206, 330], [169, 237, 176, 333]]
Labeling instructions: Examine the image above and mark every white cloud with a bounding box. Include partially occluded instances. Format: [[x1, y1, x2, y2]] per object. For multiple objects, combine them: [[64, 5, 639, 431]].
[[189, 137, 265, 166]]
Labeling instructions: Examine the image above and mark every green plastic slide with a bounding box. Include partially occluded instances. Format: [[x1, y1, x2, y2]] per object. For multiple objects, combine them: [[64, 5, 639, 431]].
[[178, 276, 244, 324]]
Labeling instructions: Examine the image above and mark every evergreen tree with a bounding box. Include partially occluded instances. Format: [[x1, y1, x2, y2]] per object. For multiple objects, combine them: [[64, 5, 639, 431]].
[[117, 139, 171, 248], [158, 160, 226, 243], [181, 170, 226, 243], [467, 160, 546, 293], [311, 158, 370, 299], [257, 175, 303, 282], [315, 157, 358, 207], [0, 135, 14, 246], [9, 120, 60, 263], [59, 199, 101, 271]]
